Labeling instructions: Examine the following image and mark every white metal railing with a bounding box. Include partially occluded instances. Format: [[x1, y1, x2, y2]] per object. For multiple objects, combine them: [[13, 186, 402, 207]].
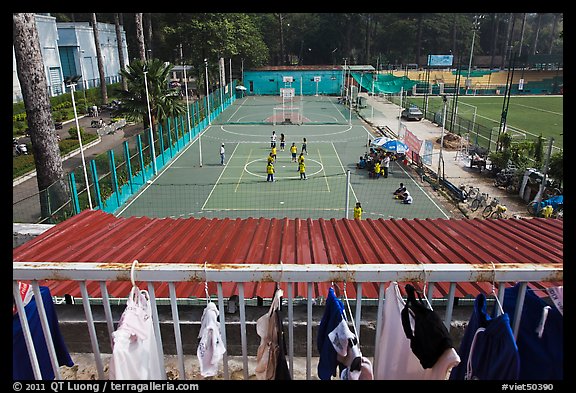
[[13, 261, 562, 380]]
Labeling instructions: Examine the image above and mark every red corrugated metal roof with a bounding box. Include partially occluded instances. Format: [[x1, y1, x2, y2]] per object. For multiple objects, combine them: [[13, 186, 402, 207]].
[[13, 210, 563, 300]]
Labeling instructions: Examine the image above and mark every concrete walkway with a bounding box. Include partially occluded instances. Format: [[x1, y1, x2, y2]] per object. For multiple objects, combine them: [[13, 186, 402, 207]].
[[358, 93, 531, 218]]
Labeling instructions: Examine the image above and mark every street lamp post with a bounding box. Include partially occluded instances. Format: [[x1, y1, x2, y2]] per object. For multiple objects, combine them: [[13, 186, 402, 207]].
[[77, 48, 88, 113], [466, 14, 484, 94], [205, 59, 211, 126], [341, 58, 347, 97], [180, 44, 192, 142], [143, 71, 157, 175], [67, 80, 93, 210], [437, 94, 448, 184]]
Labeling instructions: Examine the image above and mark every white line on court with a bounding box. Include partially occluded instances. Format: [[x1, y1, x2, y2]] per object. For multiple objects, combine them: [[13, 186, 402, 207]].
[[331, 141, 359, 203], [115, 125, 214, 216], [235, 148, 253, 192], [393, 162, 450, 219], [202, 142, 241, 210], [317, 148, 331, 192]]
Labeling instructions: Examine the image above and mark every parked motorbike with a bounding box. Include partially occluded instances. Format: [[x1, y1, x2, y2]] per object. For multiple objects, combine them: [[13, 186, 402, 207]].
[[13, 138, 28, 156]]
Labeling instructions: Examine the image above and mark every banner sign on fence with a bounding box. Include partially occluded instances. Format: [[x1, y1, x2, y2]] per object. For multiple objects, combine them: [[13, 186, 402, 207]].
[[422, 140, 433, 166], [403, 129, 423, 158]]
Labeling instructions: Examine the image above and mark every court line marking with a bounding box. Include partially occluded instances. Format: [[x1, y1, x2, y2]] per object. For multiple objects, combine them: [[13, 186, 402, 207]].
[[331, 141, 359, 203], [115, 125, 213, 216], [317, 148, 331, 192], [235, 148, 253, 192], [201, 143, 240, 210], [217, 124, 355, 138], [393, 162, 450, 219]]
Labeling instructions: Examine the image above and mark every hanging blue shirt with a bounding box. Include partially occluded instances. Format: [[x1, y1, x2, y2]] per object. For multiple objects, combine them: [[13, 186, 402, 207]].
[[13, 286, 74, 380], [497, 284, 563, 380], [450, 293, 520, 380], [317, 287, 348, 380]]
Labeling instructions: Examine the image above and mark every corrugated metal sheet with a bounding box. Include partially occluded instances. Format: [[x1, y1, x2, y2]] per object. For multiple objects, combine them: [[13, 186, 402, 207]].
[[13, 210, 563, 300]]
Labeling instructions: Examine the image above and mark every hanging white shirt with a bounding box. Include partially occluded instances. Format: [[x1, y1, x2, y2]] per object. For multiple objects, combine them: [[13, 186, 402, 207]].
[[197, 302, 227, 377], [374, 282, 460, 380], [109, 287, 162, 380]]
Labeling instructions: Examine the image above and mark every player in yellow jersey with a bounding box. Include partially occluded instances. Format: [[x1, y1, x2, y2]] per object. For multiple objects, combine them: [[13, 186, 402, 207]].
[[271, 146, 277, 162], [267, 162, 275, 182], [290, 143, 298, 162], [299, 160, 306, 180], [354, 202, 362, 219]]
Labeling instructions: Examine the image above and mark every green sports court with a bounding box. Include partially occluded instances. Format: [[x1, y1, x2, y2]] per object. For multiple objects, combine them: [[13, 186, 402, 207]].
[[116, 94, 451, 220]]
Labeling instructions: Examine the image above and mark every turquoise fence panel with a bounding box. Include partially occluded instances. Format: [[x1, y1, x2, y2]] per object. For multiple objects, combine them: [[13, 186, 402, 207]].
[[90, 160, 103, 209]]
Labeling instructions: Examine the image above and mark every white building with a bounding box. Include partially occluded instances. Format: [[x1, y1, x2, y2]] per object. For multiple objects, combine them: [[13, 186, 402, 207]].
[[13, 14, 129, 102]]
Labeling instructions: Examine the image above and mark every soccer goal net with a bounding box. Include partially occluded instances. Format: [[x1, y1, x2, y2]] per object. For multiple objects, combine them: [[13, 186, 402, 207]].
[[272, 106, 303, 125]]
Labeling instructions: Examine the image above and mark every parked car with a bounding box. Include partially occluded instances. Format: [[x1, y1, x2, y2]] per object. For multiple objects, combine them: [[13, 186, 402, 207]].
[[401, 106, 423, 121]]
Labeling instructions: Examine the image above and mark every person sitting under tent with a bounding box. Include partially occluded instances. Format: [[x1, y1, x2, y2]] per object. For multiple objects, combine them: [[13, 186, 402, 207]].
[[357, 156, 367, 169]]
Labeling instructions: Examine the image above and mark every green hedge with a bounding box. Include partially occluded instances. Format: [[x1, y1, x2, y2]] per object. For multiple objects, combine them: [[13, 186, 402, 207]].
[[12, 133, 99, 180]]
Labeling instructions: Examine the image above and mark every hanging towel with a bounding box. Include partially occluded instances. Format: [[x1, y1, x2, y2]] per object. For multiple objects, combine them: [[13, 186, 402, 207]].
[[374, 282, 460, 380], [255, 288, 291, 380], [109, 287, 162, 380], [13, 286, 74, 380], [197, 302, 226, 377], [450, 293, 520, 380], [317, 287, 347, 380], [498, 284, 563, 380]]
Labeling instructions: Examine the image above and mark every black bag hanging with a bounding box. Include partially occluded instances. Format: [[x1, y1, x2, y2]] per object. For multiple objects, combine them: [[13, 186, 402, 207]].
[[401, 284, 454, 369], [274, 306, 292, 380]]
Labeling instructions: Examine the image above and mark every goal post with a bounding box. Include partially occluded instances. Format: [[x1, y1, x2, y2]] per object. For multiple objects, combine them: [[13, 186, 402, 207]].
[[272, 106, 303, 125]]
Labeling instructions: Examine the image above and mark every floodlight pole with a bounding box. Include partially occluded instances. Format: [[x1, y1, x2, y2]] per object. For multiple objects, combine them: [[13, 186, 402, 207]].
[[466, 15, 484, 95], [143, 71, 157, 175], [437, 94, 448, 184], [68, 82, 93, 210], [341, 58, 347, 97], [398, 86, 403, 134]]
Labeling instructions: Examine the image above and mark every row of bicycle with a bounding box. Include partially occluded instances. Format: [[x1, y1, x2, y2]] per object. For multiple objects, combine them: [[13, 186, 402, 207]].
[[459, 185, 509, 219], [459, 184, 563, 219]]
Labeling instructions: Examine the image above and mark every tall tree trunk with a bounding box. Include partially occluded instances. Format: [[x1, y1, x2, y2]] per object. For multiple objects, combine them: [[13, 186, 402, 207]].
[[489, 13, 500, 69], [278, 13, 285, 66], [548, 13, 560, 54], [365, 13, 371, 65], [135, 13, 146, 61], [115, 13, 128, 91], [145, 13, 153, 59], [532, 13, 542, 55], [91, 13, 108, 105], [501, 13, 514, 69], [13, 13, 69, 221], [415, 14, 423, 66], [519, 13, 527, 57]]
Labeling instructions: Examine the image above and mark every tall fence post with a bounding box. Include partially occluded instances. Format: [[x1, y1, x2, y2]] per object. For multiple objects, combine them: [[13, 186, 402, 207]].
[[68, 172, 80, 215], [89, 160, 103, 210], [345, 170, 351, 219]]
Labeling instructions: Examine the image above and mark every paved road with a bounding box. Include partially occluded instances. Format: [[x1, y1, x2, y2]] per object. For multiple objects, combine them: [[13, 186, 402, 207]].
[[13, 110, 144, 224]]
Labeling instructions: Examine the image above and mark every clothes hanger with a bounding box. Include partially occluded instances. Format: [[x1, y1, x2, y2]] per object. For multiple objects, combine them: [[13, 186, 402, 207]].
[[490, 262, 505, 316], [204, 261, 211, 305], [130, 259, 139, 289], [420, 265, 433, 310], [342, 262, 359, 340]]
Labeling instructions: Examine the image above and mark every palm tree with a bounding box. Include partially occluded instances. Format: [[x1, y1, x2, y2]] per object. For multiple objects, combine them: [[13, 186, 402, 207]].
[[13, 13, 69, 221], [115, 58, 186, 131], [135, 13, 146, 61]]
